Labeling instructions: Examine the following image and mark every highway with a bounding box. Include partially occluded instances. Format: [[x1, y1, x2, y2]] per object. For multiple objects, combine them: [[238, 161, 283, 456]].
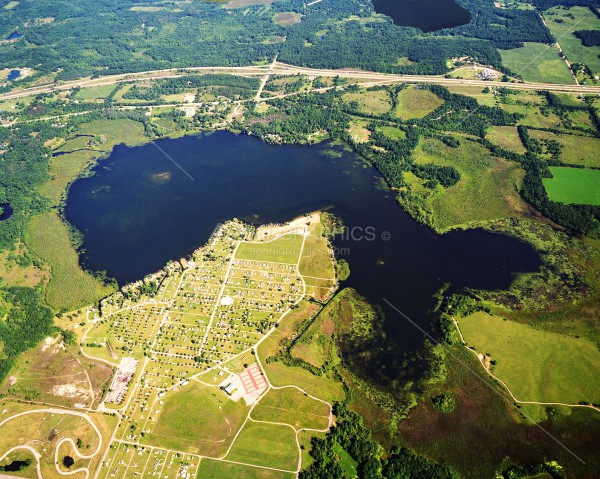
[[1, 61, 600, 103]]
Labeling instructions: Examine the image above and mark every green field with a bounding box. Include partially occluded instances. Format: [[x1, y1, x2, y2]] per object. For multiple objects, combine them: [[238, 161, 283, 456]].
[[264, 362, 345, 403], [226, 423, 298, 470], [198, 459, 295, 479], [544, 6, 600, 77], [485, 126, 526, 154], [26, 212, 114, 310], [406, 137, 528, 231], [499, 103, 563, 129], [342, 89, 392, 115], [459, 312, 600, 420], [395, 86, 444, 120], [74, 84, 117, 101], [378, 125, 407, 141], [251, 387, 330, 430], [146, 381, 248, 456], [500, 42, 574, 84], [235, 234, 304, 264], [543, 166, 600, 205], [529, 130, 600, 168]]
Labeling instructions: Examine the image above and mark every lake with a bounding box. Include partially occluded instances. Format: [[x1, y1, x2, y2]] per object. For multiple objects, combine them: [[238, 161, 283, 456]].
[[7, 70, 20, 81], [0, 204, 13, 222], [65, 131, 540, 385], [371, 0, 471, 32], [6, 31, 22, 40]]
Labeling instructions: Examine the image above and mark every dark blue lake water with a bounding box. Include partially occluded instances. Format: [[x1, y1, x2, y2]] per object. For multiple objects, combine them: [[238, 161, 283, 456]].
[[0, 204, 13, 222], [372, 0, 471, 32], [7, 70, 20, 81], [65, 132, 540, 352], [6, 31, 22, 40]]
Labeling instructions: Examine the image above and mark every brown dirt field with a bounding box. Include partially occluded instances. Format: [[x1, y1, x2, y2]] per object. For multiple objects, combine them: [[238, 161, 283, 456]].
[[273, 12, 302, 26], [0, 337, 112, 408], [225, 0, 275, 8]]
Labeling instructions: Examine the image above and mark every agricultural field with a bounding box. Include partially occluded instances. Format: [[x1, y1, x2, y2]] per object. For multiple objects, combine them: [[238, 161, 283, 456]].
[[458, 311, 600, 421], [500, 42, 574, 84], [394, 86, 444, 120], [544, 6, 600, 78], [543, 166, 600, 205]]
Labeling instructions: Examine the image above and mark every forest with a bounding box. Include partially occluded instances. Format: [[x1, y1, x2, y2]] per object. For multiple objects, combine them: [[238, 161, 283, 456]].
[[0, 0, 583, 84], [300, 402, 459, 479]]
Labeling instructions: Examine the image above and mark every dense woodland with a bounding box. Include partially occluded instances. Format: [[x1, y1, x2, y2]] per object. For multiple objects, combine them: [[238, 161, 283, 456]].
[[300, 403, 459, 479], [1, 0, 590, 83]]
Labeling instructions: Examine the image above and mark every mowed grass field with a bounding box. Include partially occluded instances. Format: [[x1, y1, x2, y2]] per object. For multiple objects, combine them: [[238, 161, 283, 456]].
[[342, 89, 392, 115], [74, 84, 117, 101], [226, 423, 298, 471], [529, 130, 600, 168], [485, 126, 526, 154], [235, 234, 304, 264], [413, 137, 528, 231], [459, 312, 600, 418], [544, 6, 600, 77], [251, 387, 330, 430], [198, 458, 295, 479], [500, 42, 574, 84], [543, 166, 600, 205], [395, 86, 444, 120], [26, 212, 114, 310], [145, 381, 248, 456], [264, 362, 345, 403]]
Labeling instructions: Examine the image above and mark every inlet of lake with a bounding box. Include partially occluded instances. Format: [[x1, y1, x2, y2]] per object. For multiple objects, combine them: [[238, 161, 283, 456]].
[[372, 0, 471, 32], [65, 131, 540, 382]]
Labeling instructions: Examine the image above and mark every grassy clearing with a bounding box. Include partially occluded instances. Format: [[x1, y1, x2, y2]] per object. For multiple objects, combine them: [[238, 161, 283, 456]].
[[342, 90, 392, 115], [407, 137, 528, 231], [485, 126, 526, 154], [459, 312, 600, 420], [146, 381, 248, 456], [264, 362, 345, 403], [298, 230, 334, 279], [26, 212, 114, 310], [3, 1, 19, 9], [252, 387, 330, 430], [446, 85, 496, 106], [198, 458, 295, 479], [377, 125, 406, 140], [500, 43, 574, 84], [290, 306, 335, 369], [529, 130, 600, 168], [499, 103, 562, 129], [74, 84, 116, 101], [395, 86, 444, 120], [257, 299, 320, 360], [235, 234, 304, 264], [544, 6, 600, 77], [543, 166, 600, 205], [226, 423, 298, 470], [348, 120, 371, 143]]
